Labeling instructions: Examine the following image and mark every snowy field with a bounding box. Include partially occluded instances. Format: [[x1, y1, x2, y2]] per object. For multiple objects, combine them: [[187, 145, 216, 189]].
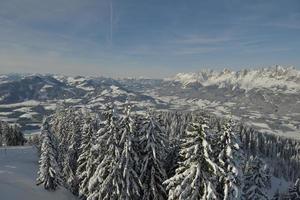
[[0, 146, 77, 200]]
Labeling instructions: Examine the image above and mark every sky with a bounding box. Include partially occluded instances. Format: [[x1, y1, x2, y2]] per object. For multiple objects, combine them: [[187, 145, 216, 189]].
[[0, 0, 299, 78]]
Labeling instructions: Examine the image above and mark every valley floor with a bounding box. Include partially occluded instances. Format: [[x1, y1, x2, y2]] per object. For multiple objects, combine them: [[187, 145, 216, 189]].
[[0, 146, 77, 200]]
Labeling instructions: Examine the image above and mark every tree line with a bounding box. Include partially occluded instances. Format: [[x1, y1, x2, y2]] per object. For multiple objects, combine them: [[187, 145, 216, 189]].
[[36, 105, 300, 199], [0, 120, 25, 146]]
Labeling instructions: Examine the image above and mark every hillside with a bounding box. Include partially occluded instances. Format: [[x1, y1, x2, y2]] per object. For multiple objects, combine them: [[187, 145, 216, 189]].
[[0, 146, 77, 200]]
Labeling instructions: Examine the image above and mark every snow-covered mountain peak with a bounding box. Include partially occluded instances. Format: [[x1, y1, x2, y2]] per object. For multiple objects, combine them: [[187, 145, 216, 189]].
[[172, 66, 300, 92]]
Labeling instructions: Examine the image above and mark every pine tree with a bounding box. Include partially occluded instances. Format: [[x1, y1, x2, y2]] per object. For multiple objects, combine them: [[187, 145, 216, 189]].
[[36, 119, 61, 190], [217, 119, 244, 199], [164, 120, 219, 200], [139, 112, 168, 200], [243, 156, 269, 200]]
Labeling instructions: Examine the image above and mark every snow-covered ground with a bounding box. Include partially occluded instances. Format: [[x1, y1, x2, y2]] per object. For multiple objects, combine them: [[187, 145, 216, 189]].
[[0, 146, 77, 200]]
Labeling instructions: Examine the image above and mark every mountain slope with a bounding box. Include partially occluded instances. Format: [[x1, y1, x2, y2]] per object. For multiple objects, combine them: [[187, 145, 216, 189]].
[[169, 66, 300, 93], [122, 66, 300, 138], [171, 66, 300, 93], [0, 146, 77, 200]]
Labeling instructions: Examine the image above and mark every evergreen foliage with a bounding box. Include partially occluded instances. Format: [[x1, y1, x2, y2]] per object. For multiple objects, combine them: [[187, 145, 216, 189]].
[[0, 120, 25, 146], [36, 119, 61, 190], [164, 120, 219, 200], [36, 107, 300, 200]]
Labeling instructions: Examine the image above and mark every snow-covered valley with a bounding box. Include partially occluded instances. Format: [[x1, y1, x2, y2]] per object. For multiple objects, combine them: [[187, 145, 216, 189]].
[[0, 66, 300, 139]]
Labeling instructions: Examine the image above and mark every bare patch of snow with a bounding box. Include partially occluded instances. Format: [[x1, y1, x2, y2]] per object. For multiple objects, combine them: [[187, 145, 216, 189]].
[[0, 101, 41, 108], [19, 112, 38, 119]]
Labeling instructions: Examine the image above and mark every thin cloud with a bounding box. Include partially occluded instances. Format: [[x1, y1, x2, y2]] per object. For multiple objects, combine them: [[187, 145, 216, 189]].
[[0, 0, 299, 77], [173, 35, 233, 45], [172, 47, 222, 55]]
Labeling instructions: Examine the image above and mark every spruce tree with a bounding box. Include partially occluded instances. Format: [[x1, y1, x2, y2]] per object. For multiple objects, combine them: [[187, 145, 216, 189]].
[[117, 105, 142, 199], [243, 156, 269, 200], [1, 122, 25, 146], [76, 121, 95, 199], [36, 119, 61, 190], [217, 119, 244, 199], [139, 112, 168, 200], [63, 120, 82, 195], [164, 120, 219, 200], [87, 105, 122, 200]]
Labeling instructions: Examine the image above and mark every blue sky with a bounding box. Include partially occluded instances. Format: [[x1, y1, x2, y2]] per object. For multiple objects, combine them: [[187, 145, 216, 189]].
[[0, 0, 299, 78]]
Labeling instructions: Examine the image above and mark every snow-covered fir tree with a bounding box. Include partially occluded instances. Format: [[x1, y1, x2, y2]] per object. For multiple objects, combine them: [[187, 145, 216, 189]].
[[35, 107, 300, 200], [139, 112, 168, 200], [36, 118, 61, 190], [117, 105, 142, 199], [63, 120, 83, 195], [0, 121, 25, 146], [243, 156, 270, 200], [217, 119, 244, 199], [52, 111, 70, 175], [164, 119, 219, 200], [76, 120, 96, 199], [87, 105, 123, 200], [51, 109, 80, 194]]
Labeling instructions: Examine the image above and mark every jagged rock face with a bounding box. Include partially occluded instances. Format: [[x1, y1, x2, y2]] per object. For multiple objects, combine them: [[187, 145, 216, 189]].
[[171, 66, 300, 92]]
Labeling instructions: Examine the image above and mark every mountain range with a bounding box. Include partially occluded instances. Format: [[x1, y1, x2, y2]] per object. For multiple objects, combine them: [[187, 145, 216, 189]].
[[0, 65, 299, 138]]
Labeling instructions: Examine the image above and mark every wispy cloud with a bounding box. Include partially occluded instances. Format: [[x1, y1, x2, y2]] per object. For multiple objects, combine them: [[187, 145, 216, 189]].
[[173, 34, 233, 45], [265, 21, 300, 30], [172, 47, 222, 55], [124, 32, 233, 56], [0, 0, 299, 77]]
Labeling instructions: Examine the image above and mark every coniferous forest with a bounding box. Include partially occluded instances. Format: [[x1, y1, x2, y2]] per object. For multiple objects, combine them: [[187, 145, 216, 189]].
[[35, 104, 300, 200], [0, 120, 25, 146]]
